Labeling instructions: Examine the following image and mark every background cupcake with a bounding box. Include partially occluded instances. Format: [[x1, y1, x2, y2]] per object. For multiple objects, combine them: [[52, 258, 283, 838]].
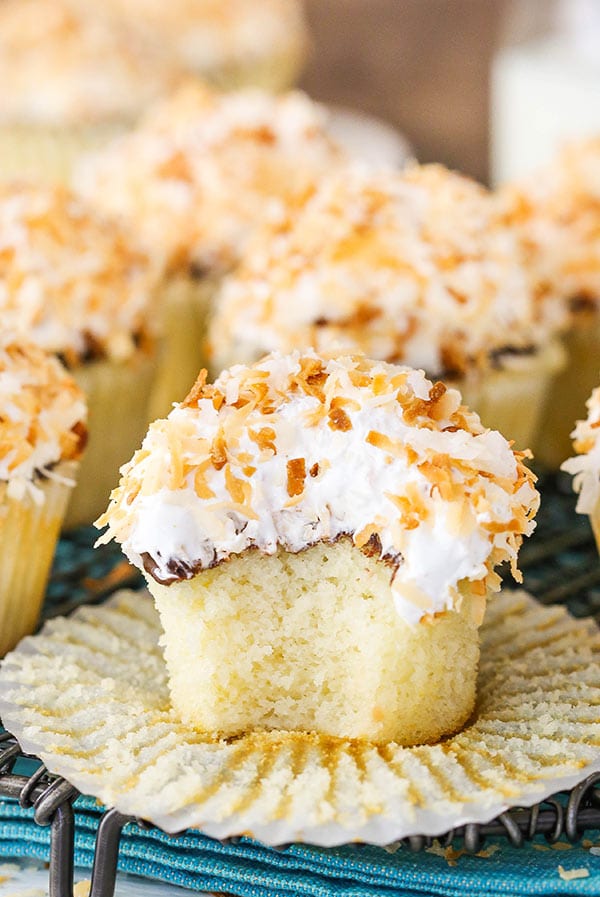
[[97, 350, 538, 745], [89, 0, 309, 92], [74, 82, 342, 417], [562, 384, 600, 551], [0, 183, 159, 528], [0, 0, 181, 183], [0, 335, 87, 656], [500, 137, 600, 468], [209, 163, 565, 450]]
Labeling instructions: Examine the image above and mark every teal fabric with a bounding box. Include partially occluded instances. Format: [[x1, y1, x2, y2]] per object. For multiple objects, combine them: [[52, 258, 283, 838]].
[[1, 795, 600, 896]]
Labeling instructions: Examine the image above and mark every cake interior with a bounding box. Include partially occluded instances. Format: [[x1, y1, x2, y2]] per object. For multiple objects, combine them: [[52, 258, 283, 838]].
[[149, 539, 482, 746]]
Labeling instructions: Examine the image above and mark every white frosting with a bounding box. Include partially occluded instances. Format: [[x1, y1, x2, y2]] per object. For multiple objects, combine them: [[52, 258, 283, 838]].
[[74, 84, 342, 273], [562, 385, 600, 513], [0, 184, 157, 364], [209, 164, 564, 374], [500, 137, 600, 307], [0, 335, 87, 500], [0, 0, 182, 125], [98, 350, 538, 624]]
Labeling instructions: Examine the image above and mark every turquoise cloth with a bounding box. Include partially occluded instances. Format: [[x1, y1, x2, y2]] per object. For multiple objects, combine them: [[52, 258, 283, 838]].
[[1, 795, 600, 896]]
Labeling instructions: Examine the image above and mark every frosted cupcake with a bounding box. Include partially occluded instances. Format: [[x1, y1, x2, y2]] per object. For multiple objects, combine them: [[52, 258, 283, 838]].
[[0, 336, 87, 656], [209, 164, 565, 450], [0, 0, 181, 183], [75, 82, 342, 417], [97, 350, 539, 745], [500, 138, 600, 467], [562, 385, 600, 550], [0, 183, 159, 528], [93, 0, 309, 92]]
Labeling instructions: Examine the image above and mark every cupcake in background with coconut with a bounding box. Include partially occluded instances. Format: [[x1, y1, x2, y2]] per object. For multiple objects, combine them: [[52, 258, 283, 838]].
[[90, 0, 309, 92], [0, 335, 87, 656], [74, 82, 343, 418], [500, 137, 600, 468], [0, 182, 160, 528], [562, 384, 600, 550], [0, 0, 184, 184], [209, 163, 566, 451]]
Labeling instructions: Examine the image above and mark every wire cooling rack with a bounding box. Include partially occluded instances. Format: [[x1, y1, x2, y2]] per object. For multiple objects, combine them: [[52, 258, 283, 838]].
[[1, 471, 600, 897]]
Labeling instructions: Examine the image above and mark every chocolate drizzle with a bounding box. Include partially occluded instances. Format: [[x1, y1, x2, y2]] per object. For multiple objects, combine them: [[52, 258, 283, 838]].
[[140, 534, 402, 587], [141, 552, 206, 585]]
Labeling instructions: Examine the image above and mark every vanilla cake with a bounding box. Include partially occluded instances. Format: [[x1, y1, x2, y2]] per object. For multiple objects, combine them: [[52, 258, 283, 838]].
[[98, 350, 539, 745], [209, 163, 565, 449]]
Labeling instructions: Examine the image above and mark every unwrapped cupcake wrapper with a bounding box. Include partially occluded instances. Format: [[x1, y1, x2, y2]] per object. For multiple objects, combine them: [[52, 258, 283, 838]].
[[148, 274, 220, 421], [1, 587, 600, 846], [534, 316, 600, 469], [64, 350, 157, 529], [0, 121, 131, 185], [458, 339, 565, 451], [0, 461, 77, 657]]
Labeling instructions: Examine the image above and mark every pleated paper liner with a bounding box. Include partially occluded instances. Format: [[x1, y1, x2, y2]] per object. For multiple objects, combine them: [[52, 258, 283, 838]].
[[1, 588, 600, 847]]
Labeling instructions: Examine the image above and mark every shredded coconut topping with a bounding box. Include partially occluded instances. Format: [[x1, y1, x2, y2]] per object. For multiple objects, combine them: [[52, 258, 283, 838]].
[[0, 0, 182, 125], [74, 82, 342, 274], [97, 350, 539, 625], [0, 335, 87, 499], [500, 137, 600, 312], [209, 164, 562, 376], [562, 385, 600, 513], [91, 0, 307, 76], [0, 183, 157, 365]]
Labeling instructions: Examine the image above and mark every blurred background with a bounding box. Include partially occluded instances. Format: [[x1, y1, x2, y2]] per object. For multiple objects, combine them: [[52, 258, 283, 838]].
[[301, 0, 599, 185], [302, 0, 508, 184]]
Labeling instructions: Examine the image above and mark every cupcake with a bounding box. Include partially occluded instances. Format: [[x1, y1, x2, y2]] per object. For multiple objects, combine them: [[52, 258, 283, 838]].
[[500, 137, 600, 468], [0, 0, 181, 183], [97, 350, 539, 745], [0, 183, 159, 528], [562, 385, 600, 549], [91, 0, 309, 92], [0, 335, 87, 656], [209, 164, 566, 450], [74, 82, 342, 417]]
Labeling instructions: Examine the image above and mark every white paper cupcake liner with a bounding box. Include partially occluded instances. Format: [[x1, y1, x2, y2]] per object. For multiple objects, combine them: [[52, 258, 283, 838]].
[[1, 588, 599, 847]]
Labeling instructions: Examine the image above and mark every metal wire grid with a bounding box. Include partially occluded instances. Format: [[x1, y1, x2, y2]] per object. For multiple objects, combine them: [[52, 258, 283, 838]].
[[0, 473, 599, 897]]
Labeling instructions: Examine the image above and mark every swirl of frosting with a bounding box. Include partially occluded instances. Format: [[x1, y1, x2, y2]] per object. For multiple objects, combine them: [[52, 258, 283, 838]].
[[74, 82, 342, 274], [0, 183, 158, 365], [209, 164, 564, 376], [0, 334, 87, 499], [97, 350, 538, 625]]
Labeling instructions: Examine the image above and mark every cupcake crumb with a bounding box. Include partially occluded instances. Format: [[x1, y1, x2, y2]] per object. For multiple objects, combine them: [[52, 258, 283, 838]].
[[557, 865, 589, 881], [73, 881, 91, 897], [475, 845, 500, 858]]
